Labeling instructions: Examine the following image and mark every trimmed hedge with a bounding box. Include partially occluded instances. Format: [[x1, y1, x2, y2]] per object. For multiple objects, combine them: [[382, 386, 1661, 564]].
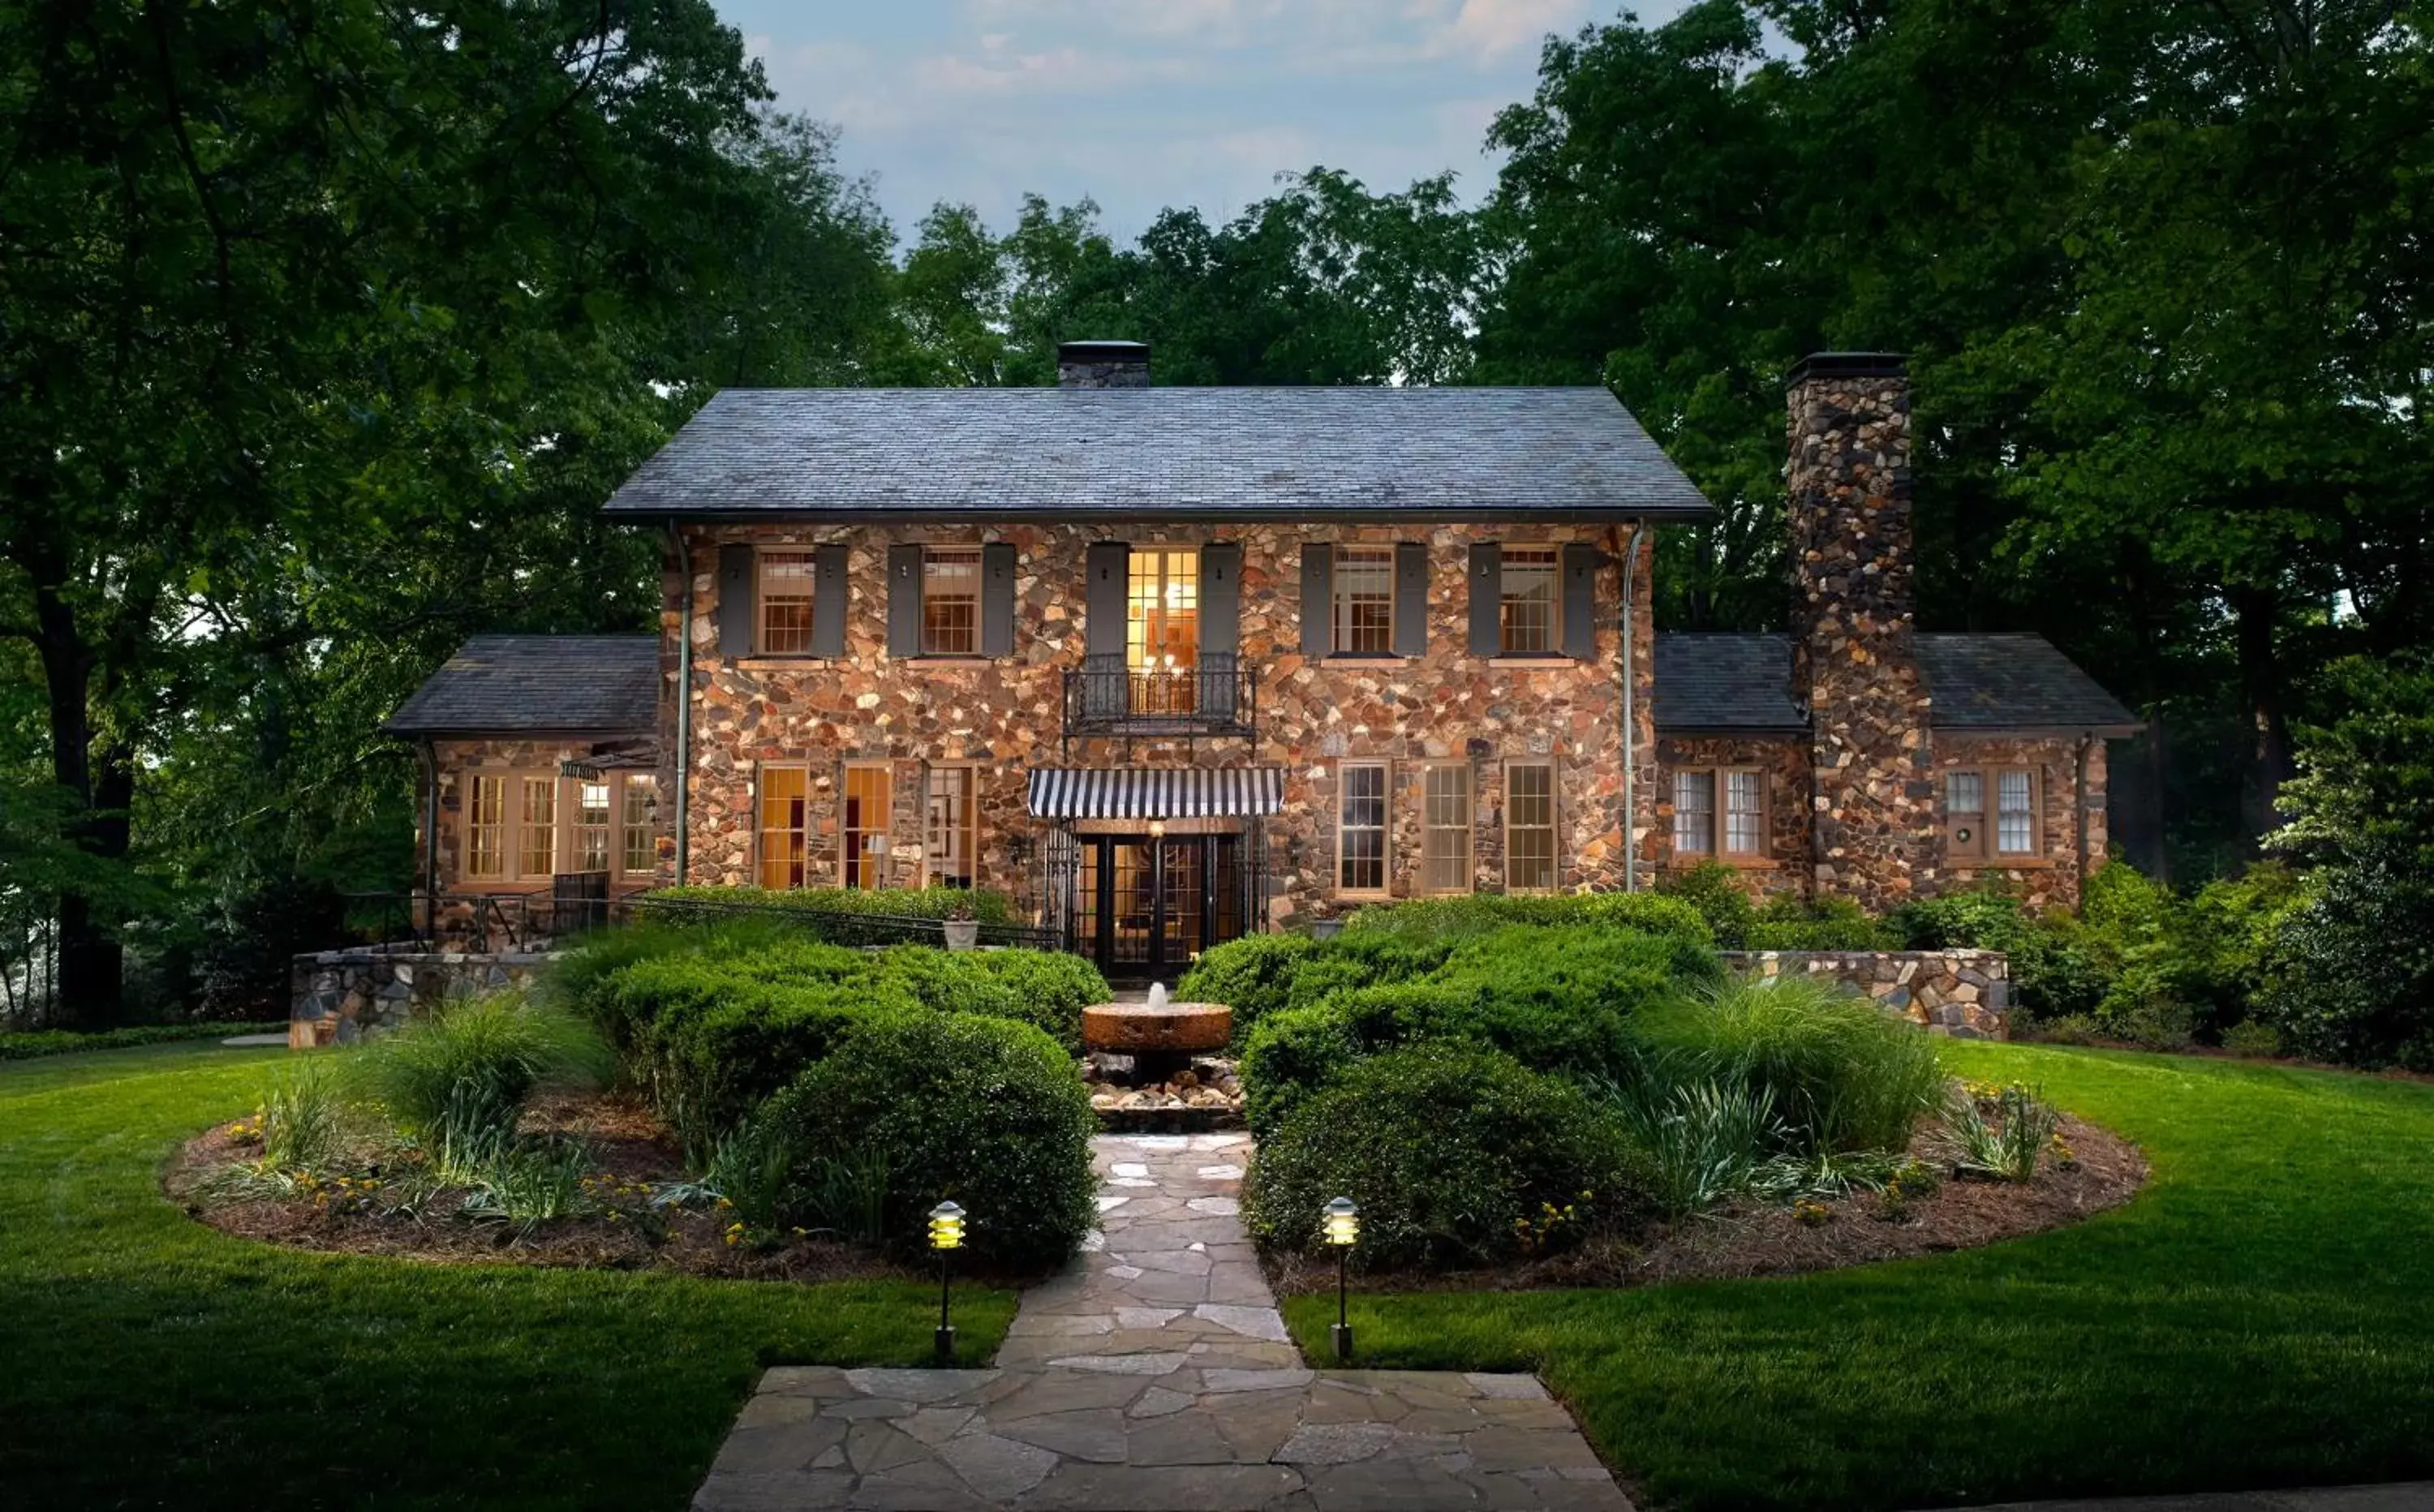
[[0, 1020, 286, 1061], [1245, 1042, 1631, 1269], [755, 1013, 1097, 1269]]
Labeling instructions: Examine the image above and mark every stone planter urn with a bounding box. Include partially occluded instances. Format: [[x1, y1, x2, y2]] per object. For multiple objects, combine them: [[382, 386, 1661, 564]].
[[942, 917, 980, 951]]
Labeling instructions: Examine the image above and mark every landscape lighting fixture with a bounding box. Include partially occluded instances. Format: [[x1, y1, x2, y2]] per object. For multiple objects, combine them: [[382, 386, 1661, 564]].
[[1324, 1196, 1359, 1361], [928, 1200, 965, 1362]]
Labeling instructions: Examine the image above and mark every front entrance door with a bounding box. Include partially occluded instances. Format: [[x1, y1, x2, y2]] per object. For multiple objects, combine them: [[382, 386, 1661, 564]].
[[1073, 834, 1243, 982]]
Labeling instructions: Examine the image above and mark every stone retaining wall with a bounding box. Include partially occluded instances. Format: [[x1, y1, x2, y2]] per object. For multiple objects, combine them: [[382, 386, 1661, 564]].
[[289, 947, 560, 1047], [1720, 948, 2008, 1039]]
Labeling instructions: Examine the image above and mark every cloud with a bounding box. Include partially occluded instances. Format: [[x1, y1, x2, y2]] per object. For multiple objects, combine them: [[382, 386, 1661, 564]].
[[1438, 0, 1581, 58]]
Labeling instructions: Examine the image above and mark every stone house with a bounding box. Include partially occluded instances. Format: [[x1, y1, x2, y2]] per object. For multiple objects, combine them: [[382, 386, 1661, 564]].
[[388, 345, 2134, 976]]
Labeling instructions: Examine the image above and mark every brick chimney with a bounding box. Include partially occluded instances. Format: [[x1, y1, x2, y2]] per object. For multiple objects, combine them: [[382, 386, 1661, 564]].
[[1786, 352, 1936, 908], [1057, 340, 1150, 389]]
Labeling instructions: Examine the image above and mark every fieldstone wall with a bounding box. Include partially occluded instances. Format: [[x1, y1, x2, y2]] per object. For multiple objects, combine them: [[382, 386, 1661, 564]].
[[1787, 357, 1937, 913], [1653, 732, 1814, 899], [1722, 947, 2009, 1038], [289, 947, 558, 1048], [663, 522, 1660, 928], [1937, 733, 2105, 911]]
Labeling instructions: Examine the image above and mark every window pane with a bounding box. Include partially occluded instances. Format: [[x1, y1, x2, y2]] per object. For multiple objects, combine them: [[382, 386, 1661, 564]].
[[574, 780, 612, 872], [1722, 771, 1764, 855], [1340, 765, 1387, 892], [1126, 549, 1198, 669], [518, 776, 557, 878], [468, 775, 506, 878], [927, 767, 977, 887], [843, 766, 892, 889], [621, 775, 657, 875], [1506, 763, 1557, 891], [758, 768, 806, 889], [1672, 770, 1714, 854], [1423, 767, 1473, 894], [922, 548, 981, 655], [1997, 769, 2035, 853], [1332, 547, 1396, 655], [1946, 771, 1985, 816], [759, 552, 816, 655], [1499, 548, 1558, 654]]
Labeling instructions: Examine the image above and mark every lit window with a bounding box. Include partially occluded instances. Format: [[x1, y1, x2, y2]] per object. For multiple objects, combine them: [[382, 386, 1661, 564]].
[[1423, 766, 1473, 895], [843, 765, 892, 890], [1672, 770, 1714, 855], [758, 552, 816, 655], [922, 548, 982, 655], [518, 776, 557, 878], [467, 775, 507, 879], [621, 775, 657, 875], [927, 767, 977, 888], [1339, 763, 1388, 894], [1331, 547, 1395, 655], [1499, 548, 1559, 654], [758, 768, 806, 889], [574, 780, 612, 872], [1505, 762, 1557, 892]]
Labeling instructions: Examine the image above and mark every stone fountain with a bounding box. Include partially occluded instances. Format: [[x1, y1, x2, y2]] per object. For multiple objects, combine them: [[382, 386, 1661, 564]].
[[1081, 981, 1232, 1089]]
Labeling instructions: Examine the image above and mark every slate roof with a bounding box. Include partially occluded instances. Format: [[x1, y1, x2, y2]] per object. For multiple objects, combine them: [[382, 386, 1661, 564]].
[[600, 387, 1717, 522], [1653, 632, 2139, 733], [382, 635, 659, 737], [1916, 634, 2141, 732], [1654, 634, 1807, 730]]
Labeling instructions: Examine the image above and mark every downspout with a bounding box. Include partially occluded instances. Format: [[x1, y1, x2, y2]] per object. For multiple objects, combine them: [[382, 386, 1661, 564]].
[[2074, 732, 2094, 893], [1615, 523, 1641, 892], [673, 523, 694, 884]]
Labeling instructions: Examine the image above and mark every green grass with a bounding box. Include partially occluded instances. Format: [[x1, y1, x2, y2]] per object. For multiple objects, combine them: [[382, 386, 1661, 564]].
[[0, 1042, 1017, 1510], [1284, 1040, 2434, 1510]]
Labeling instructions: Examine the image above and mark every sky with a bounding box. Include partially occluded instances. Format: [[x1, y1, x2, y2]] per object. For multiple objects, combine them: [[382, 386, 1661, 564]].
[[716, 1, 1662, 250]]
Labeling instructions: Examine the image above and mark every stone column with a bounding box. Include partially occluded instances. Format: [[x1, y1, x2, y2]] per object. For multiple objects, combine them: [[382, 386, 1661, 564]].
[[1056, 340, 1151, 388], [1787, 353, 1936, 909]]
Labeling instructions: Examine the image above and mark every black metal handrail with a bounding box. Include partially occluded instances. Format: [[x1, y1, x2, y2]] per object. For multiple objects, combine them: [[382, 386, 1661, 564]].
[[628, 893, 1063, 951], [1064, 651, 1256, 740]]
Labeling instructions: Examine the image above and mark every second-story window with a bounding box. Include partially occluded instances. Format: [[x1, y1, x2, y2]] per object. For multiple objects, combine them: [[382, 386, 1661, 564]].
[[1332, 546, 1396, 654], [759, 551, 816, 655], [1127, 548, 1198, 672], [922, 548, 982, 655], [1499, 548, 1559, 653]]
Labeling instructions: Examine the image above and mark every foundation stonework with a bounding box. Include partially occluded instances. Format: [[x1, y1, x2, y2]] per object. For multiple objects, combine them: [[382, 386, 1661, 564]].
[[664, 522, 1659, 927], [289, 947, 558, 1047], [1722, 948, 2010, 1038]]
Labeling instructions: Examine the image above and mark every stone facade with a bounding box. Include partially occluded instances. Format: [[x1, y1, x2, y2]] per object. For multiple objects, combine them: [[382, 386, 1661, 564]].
[[1787, 355, 1937, 912], [289, 947, 558, 1047], [419, 735, 664, 900], [1937, 733, 2109, 911], [1721, 948, 2010, 1038], [664, 522, 1659, 929], [1653, 732, 1814, 898]]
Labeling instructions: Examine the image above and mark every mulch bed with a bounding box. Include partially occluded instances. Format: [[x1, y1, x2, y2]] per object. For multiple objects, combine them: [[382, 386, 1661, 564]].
[[1266, 1111, 2147, 1297], [166, 1090, 905, 1284]]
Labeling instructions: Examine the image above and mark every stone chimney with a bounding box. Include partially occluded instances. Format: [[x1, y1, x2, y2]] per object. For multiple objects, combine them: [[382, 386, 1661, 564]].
[[1057, 340, 1151, 389], [1786, 352, 1936, 908]]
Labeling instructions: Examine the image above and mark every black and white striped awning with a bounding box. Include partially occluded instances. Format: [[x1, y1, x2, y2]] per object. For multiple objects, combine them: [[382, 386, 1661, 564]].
[[1026, 767, 1285, 821]]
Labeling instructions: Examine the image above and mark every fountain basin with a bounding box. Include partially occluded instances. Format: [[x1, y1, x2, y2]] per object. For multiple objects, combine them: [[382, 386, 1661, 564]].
[[1081, 1001, 1232, 1058]]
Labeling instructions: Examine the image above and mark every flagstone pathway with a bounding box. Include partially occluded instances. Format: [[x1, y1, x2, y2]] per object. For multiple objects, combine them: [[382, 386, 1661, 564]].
[[692, 1133, 1632, 1511]]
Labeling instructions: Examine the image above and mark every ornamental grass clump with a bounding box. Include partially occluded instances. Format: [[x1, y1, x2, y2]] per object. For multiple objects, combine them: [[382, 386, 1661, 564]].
[[257, 1060, 346, 1172], [348, 991, 613, 1179], [1607, 1077, 1784, 1219], [1944, 1080, 2061, 1182], [1628, 974, 1946, 1156]]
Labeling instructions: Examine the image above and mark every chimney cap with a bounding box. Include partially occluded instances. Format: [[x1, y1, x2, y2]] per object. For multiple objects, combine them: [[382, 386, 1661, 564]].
[[1058, 340, 1150, 362], [1787, 351, 1907, 386]]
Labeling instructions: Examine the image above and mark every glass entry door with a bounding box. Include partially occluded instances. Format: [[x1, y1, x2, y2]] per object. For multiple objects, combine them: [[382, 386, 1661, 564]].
[[1073, 834, 1243, 982]]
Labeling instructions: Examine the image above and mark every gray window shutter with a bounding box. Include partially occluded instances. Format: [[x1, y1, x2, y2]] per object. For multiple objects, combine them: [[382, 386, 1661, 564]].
[[981, 542, 1017, 657], [811, 544, 848, 659], [887, 544, 923, 658], [1468, 543, 1501, 656], [1300, 545, 1332, 657], [717, 545, 754, 659], [1200, 543, 1241, 658], [1561, 542, 1599, 659], [1085, 542, 1129, 659], [1394, 541, 1429, 658]]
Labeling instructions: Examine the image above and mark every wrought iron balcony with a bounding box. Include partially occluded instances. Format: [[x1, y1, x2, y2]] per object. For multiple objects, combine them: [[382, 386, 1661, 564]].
[[1063, 652, 1258, 741]]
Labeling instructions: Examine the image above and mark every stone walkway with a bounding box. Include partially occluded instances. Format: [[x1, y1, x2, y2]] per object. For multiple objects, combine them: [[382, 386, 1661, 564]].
[[694, 1133, 1632, 1510]]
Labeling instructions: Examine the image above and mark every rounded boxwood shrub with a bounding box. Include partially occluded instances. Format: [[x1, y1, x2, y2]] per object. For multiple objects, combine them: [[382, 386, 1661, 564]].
[[1174, 933, 1318, 1049], [963, 948, 1109, 1052], [1241, 1003, 1367, 1140], [754, 1012, 1098, 1269], [1244, 1042, 1633, 1269]]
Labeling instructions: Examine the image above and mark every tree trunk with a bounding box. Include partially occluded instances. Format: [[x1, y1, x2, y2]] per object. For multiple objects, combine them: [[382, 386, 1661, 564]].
[[2232, 586, 2293, 851], [32, 582, 127, 1025]]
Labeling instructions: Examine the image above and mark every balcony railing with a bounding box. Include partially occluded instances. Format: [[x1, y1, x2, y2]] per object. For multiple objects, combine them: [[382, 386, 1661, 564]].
[[1064, 652, 1257, 741]]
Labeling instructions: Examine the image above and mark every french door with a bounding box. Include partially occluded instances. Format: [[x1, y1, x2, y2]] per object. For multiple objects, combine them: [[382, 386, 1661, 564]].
[[1073, 834, 1244, 982]]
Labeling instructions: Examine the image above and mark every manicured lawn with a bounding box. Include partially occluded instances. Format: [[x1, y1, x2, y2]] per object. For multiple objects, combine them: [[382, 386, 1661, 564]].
[[0, 1042, 1017, 1511], [1284, 1040, 2434, 1510]]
